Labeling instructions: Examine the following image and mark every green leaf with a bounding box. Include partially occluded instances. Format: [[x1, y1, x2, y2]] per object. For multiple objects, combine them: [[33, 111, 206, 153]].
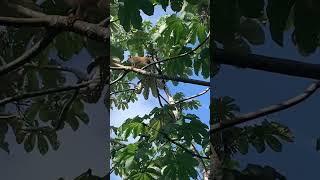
[[25, 71, 39, 91], [239, 0, 265, 18], [251, 137, 265, 153], [66, 115, 79, 131], [267, 0, 294, 46], [119, 1, 131, 31], [85, 39, 108, 57], [44, 132, 60, 151], [316, 138, 320, 151], [131, 172, 154, 180], [0, 141, 9, 153], [125, 156, 135, 170], [171, 0, 184, 12], [37, 134, 49, 155], [149, 120, 162, 137], [39, 105, 56, 122], [140, 0, 154, 16], [186, 0, 198, 5], [131, 11, 143, 30], [77, 112, 90, 125], [24, 133, 36, 153], [26, 103, 41, 120], [54, 32, 83, 61], [266, 135, 282, 152], [239, 19, 265, 45], [197, 24, 207, 43], [158, 0, 169, 11], [238, 136, 249, 155]]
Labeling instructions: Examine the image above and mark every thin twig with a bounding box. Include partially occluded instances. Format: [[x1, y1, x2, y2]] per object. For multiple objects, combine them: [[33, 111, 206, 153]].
[[24, 63, 88, 81], [54, 89, 79, 130], [174, 87, 210, 105], [110, 71, 129, 85], [0, 81, 91, 106]]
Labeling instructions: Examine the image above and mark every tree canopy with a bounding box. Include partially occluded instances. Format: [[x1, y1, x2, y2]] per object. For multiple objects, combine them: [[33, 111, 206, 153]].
[[212, 0, 320, 180], [110, 0, 210, 179], [1, 0, 320, 179]]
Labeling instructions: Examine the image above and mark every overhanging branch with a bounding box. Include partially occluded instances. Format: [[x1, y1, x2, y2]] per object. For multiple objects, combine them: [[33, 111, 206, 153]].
[[210, 81, 320, 133], [0, 30, 58, 76], [0, 81, 91, 106], [1, 3, 110, 42], [214, 48, 320, 80]]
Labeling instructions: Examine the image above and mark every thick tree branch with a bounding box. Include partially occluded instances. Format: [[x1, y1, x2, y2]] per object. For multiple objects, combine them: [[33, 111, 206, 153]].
[[0, 81, 91, 106], [2, 3, 110, 42], [210, 81, 320, 133], [214, 48, 320, 80], [0, 30, 58, 76], [111, 63, 210, 86]]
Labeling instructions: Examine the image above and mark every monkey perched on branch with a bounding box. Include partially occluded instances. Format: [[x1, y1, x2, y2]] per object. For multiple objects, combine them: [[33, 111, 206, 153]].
[[128, 55, 152, 67]]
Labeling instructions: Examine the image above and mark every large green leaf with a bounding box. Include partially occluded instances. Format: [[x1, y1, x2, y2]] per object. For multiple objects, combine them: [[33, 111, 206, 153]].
[[24, 133, 36, 153], [267, 0, 294, 46], [37, 134, 49, 155], [239, 19, 265, 45]]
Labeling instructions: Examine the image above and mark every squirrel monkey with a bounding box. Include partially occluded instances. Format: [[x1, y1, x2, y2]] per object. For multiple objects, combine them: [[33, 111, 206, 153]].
[[128, 55, 152, 67]]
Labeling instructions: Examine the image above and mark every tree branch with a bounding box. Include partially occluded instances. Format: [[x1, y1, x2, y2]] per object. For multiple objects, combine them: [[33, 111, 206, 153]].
[[0, 30, 58, 76], [191, 144, 209, 177], [111, 63, 210, 86], [0, 81, 91, 106], [174, 87, 210, 105], [110, 71, 129, 86], [24, 63, 88, 81], [214, 48, 320, 80], [54, 89, 79, 130], [210, 81, 320, 133], [2, 3, 110, 42]]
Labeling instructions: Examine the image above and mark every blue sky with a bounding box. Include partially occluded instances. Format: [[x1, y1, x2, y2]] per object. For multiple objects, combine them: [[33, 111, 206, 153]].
[[110, 5, 210, 179]]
